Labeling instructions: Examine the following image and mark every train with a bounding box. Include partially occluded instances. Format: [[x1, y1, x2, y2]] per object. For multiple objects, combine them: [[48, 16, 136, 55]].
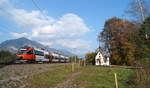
[[15, 46, 70, 63]]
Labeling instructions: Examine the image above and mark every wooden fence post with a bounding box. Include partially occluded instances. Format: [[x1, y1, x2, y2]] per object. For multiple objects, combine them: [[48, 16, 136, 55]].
[[72, 62, 74, 72], [114, 73, 118, 88], [79, 59, 80, 67]]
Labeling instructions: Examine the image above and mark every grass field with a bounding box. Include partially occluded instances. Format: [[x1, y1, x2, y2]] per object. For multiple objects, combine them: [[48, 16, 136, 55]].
[[28, 65, 73, 88], [28, 64, 133, 88], [74, 66, 132, 88]]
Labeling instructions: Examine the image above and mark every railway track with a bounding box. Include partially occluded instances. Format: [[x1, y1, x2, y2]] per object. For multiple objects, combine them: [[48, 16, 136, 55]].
[[0, 61, 70, 68]]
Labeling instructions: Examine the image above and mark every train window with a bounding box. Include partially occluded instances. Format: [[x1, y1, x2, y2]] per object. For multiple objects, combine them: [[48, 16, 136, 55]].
[[27, 50, 33, 54], [45, 55, 50, 59], [17, 50, 26, 55], [51, 55, 54, 59], [34, 50, 44, 56]]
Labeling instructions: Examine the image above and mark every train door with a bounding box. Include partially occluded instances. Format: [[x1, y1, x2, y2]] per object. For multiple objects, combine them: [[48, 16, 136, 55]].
[[24, 49, 35, 60], [34, 50, 44, 62]]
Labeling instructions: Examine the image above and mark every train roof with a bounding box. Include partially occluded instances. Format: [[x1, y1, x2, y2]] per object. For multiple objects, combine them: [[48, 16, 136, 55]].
[[18, 46, 70, 57]]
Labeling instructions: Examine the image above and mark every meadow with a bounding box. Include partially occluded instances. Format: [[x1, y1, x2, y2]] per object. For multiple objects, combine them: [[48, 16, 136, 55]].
[[28, 64, 133, 88]]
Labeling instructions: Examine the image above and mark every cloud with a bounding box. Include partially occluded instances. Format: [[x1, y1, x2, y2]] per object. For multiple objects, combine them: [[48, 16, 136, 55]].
[[0, 0, 11, 8], [31, 13, 90, 39], [10, 9, 55, 29], [30, 13, 91, 55], [55, 39, 91, 54], [55, 39, 90, 50], [0, 0, 92, 56], [10, 32, 28, 38]]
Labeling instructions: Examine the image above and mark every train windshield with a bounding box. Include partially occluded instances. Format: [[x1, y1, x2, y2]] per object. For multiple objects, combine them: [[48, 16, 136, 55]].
[[17, 49, 26, 55]]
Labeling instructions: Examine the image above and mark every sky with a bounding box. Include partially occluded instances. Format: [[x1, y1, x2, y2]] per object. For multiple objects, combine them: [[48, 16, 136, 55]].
[[0, 0, 136, 56]]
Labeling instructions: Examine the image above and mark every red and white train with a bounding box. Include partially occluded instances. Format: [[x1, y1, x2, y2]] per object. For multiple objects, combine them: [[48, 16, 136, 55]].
[[16, 46, 70, 63]]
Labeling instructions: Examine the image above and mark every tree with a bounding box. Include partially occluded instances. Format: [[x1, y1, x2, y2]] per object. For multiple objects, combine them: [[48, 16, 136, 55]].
[[128, 17, 150, 86], [0, 50, 15, 64], [135, 17, 150, 66], [99, 17, 137, 65], [126, 0, 150, 22], [85, 52, 97, 65]]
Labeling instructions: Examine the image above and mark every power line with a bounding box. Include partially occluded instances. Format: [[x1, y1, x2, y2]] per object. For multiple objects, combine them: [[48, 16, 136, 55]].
[[0, 24, 19, 32], [31, 0, 50, 21], [0, 8, 20, 33], [0, 0, 50, 36], [31, 0, 43, 13], [0, 25, 17, 33], [0, 7, 31, 35]]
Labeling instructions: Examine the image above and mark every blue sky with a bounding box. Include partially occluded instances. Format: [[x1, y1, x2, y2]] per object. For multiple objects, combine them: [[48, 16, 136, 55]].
[[0, 0, 135, 56]]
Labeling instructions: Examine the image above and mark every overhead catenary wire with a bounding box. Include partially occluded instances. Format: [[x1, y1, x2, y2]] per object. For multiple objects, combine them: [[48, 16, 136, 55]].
[[0, 27, 11, 33], [0, 21, 21, 34], [31, 0, 50, 21], [0, 8, 24, 34], [0, 24, 19, 32], [31, 0, 43, 13], [0, 4, 40, 36], [0, 25, 18, 34]]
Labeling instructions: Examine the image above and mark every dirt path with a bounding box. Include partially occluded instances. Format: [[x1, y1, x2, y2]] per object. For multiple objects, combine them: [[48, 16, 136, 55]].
[[0, 63, 66, 88], [54, 71, 81, 88]]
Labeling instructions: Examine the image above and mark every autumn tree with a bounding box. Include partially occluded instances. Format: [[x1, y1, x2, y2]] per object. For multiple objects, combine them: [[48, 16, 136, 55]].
[[99, 17, 137, 65]]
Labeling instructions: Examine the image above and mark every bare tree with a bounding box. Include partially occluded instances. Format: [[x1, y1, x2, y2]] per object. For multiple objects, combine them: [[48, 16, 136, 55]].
[[126, 0, 150, 22]]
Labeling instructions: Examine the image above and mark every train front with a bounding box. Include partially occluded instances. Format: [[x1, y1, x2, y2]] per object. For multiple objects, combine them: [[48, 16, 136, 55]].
[[16, 48, 27, 60]]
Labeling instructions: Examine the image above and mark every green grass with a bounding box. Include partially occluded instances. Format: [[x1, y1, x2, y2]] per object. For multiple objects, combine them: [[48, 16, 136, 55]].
[[28, 65, 133, 88], [0, 75, 3, 80], [74, 66, 133, 88], [28, 65, 75, 88]]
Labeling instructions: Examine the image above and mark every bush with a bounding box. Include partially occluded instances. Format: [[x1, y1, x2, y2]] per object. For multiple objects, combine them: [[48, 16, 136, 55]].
[[128, 62, 150, 88], [85, 52, 97, 65], [0, 50, 15, 64], [128, 68, 150, 88], [139, 58, 150, 66]]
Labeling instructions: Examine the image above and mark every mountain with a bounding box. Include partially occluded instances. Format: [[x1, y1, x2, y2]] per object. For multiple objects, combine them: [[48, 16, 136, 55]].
[[0, 37, 74, 56]]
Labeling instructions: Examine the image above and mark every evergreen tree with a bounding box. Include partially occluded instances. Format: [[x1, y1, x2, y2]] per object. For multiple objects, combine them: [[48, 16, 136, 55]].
[[135, 17, 150, 65]]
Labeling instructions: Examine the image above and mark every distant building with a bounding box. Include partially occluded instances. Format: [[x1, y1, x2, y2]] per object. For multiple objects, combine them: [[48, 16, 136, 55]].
[[95, 51, 110, 66]]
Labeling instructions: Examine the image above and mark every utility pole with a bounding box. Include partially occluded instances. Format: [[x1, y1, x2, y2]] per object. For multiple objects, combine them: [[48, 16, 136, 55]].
[[84, 58, 86, 66], [72, 48, 76, 72], [72, 61, 74, 72], [75, 56, 76, 64], [78, 58, 80, 67]]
